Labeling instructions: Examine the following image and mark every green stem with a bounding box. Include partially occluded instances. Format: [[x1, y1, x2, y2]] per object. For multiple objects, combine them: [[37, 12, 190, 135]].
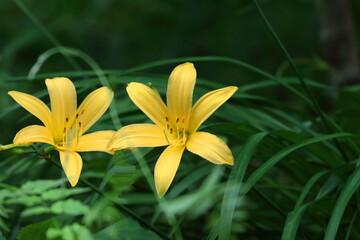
[[12, 0, 81, 71], [0, 143, 18, 151], [0, 143, 31, 151], [252, 0, 350, 162], [30, 145, 170, 240]]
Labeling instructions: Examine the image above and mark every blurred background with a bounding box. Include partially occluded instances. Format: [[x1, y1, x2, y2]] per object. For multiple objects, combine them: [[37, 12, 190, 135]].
[[1, 0, 360, 141], [1, 0, 360, 239]]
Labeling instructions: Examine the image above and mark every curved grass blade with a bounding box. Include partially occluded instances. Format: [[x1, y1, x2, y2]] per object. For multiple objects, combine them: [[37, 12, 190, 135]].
[[324, 163, 360, 240], [219, 132, 269, 240], [12, 0, 81, 71], [244, 132, 352, 196], [281, 171, 327, 240], [251, 0, 350, 163], [345, 211, 357, 240], [28, 46, 122, 129]]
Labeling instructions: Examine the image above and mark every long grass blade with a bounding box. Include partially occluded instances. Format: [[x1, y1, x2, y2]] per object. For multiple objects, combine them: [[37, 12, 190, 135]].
[[12, 0, 81, 71], [281, 171, 327, 240], [324, 163, 360, 240], [251, 0, 350, 162], [219, 132, 269, 240], [244, 132, 352, 196]]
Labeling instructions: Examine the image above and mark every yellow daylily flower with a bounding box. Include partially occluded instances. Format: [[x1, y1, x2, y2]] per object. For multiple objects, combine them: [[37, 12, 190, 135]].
[[109, 63, 237, 197], [9, 77, 115, 187]]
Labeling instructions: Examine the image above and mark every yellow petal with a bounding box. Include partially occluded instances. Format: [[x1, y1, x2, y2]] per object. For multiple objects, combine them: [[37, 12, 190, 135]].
[[13, 125, 54, 145], [77, 86, 114, 134], [45, 78, 77, 136], [109, 124, 168, 151], [155, 145, 185, 197], [59, 150, 83, 187], [166, 62, 196, 121], [76, 130, 116, 154], [189, 86, 238, 133], [126, 82, 169, 127], [186, 131, 234, 165], [8, 91, 52, 129]]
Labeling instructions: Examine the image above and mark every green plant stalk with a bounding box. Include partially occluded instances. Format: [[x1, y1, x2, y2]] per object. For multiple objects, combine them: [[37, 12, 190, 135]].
[[0, 143, 31, 151], [12, 0, 81, 71], [252, 0, 350, 163]]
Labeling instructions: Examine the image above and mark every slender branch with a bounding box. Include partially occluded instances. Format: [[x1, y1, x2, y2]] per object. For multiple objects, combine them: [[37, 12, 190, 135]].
[[252, 0, 350, 162], [30, 145, 170, 240]]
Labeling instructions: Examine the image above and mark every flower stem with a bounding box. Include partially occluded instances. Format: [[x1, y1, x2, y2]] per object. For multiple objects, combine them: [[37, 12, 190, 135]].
[[30, 145, 170, 240], [0, 143, 31, 151]]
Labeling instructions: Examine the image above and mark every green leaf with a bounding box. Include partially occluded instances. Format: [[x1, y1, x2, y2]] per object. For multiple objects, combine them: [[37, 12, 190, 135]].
[[22, 206, 51, 217], [21, 179, 67, 194], [0, 217, 9, 232], [41, 187, 90, 201], [46, 223, 93, 240], [324, 163, 360, 240], [316, 174, 341, 200], [17, 219, 58, 240], [7, 195, 42, 206], [244, 132, 352, 195], [219, 132, 269, 240], [281, 171, 327, 240], [94, 218, 162, 240], [50, 199, 89, 216], [62, 223, 93, 240]]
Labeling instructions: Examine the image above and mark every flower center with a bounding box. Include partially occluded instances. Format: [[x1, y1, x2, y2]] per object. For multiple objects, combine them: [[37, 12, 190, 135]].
[[163, 116, 188, 147], [55, 110, 84, 151]]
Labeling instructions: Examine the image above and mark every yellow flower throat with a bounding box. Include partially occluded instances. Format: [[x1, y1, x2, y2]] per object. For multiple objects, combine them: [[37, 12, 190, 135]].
[[163, 115, 188, 147], [55, 109, 85, 151]]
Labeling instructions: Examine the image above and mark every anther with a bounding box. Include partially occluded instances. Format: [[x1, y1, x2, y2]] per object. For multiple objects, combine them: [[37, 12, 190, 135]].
[[170, 128, 173, 134], [176, 118, 179, 123], [65, 117, 69, 122], [63, 127, 66, 133], [182, 118, 185, 123], [76, 113, 79, 118], [81, 109, 85, 115], [167, 123, 170, 130], [165, 116, 169, 122], [78, 122, 82, 127]]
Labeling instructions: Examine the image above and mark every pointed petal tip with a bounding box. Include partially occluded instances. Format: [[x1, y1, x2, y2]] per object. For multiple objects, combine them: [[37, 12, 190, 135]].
[[230, 86, 238, 92], [69, 178, 79, 187], [178, 62, 194, 68], [45, 77, 71, 82], [172, 62, 196, 76], [154, 146, 185, 199], [156, 189, 165, 198], [227, 157, 234, 166], [225, 86, 238, 96], [59, 151, 82, 189], [97, 86, 114, 99]]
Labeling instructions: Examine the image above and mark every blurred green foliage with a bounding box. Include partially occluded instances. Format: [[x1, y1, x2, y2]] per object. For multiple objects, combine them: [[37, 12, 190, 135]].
[[1, 0, 360, 239]]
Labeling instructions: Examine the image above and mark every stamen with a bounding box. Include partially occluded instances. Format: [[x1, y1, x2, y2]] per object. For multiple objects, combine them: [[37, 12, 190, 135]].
[[182, 128, 186, 144], [176, 117, 180, 136], [162, 129, 171, 145]]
